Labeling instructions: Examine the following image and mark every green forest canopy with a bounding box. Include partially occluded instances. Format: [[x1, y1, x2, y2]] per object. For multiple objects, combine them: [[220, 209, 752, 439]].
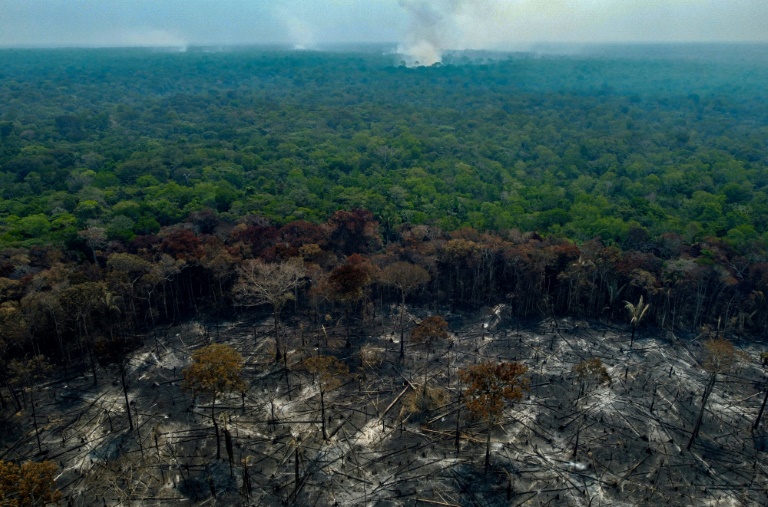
[[1, 44, 767, 254]]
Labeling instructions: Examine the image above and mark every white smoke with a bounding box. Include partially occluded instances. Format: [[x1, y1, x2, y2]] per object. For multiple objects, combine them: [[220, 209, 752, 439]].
[[396, 0, 760, 64], [283, 14, 317, 50], [396, 0, 524, 66], [397, 0, 464, 66]]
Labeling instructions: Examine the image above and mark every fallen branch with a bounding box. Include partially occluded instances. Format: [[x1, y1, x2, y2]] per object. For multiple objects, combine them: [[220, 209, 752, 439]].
[[380, 385, 412, 421]]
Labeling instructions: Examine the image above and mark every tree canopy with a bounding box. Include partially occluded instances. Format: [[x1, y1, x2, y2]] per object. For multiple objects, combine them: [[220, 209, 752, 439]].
[[1, 47, 768, 253], [182, 343, 246, 399]]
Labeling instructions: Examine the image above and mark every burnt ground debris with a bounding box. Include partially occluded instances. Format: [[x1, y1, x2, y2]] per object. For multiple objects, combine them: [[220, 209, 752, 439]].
[[2, 308, 767, 506]]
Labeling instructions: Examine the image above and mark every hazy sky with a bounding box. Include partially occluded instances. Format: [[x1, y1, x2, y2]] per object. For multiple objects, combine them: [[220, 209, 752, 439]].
[[1, 0, 766, 49]]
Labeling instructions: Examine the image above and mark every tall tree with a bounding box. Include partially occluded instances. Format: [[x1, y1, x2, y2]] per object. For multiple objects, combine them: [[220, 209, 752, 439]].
[[78, 226, 107, 264], [410, 315, 449, 393], [8, 355, 52, 453], [94, 335, 143, 430], [755, 352, 768, 431], [233, 258, 305, 363], [326, 255, 375, 348], [460, 361, 529, 473], [687, 338, 740, 450], [299, 355, 349, 440], [624, 295, 650, 348], [0, 303, 31, 409], [328, 209, 382, 256], [381, 261, 431, 360], [182, 344, 246, 459], [58, 282, 109, 385]]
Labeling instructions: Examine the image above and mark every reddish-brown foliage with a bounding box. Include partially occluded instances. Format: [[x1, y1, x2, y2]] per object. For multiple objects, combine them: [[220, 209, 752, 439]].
[[328, 209, 382, 255], [411, 315, 449, 351], [460, 361, 529, 423], [327, 255, 376, 304], [229, 224, 279, 257], [278, 220, 330, 249], [160, 228, 202, 261]]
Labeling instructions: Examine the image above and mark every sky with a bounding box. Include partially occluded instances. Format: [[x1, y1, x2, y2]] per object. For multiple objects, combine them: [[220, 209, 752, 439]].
[[1, 0, 766, 58]]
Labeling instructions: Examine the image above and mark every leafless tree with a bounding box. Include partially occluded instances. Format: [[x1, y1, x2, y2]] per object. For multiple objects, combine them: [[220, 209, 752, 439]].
[[755, 352, 768, 430], [233, 258, 305, 363], [299, 355, 349, 440], [9, 355, 52, 453], [381, 261, 430, 360], [687, 338, 740, 450], [411, 315, 449, 394]]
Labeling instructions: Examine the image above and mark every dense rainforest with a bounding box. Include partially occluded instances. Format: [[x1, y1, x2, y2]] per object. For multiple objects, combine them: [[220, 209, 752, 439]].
[[1, 45, 768, 248], [2, 45, 768, 505]]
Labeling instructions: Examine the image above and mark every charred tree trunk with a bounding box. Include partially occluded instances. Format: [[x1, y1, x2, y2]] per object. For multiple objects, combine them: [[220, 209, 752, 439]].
[[273, 309, 282, 363], [212, 393, 221, 459], [320, 389, 327, 440], [120, 364, 133, 431], [454, 392, 461, 456], [7, 386, 22, 412], [294, 446, 300, 485], [224, 427, 234, 476], [754, 387, 768, 431], [484, 417, 492, 474], [344, 307, 352, 349], [687, 372, 716, 450], [31, 390, 41, 453], [399, 292, 406, 361], [88, 346, 98, 386]]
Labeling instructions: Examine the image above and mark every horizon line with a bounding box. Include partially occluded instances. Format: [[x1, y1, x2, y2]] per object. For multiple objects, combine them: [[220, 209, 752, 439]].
[[2, 40, 768, 50]]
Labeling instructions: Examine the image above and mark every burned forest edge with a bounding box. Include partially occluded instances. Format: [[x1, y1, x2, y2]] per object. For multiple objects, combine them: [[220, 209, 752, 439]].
[[1, 213, 768, 506]]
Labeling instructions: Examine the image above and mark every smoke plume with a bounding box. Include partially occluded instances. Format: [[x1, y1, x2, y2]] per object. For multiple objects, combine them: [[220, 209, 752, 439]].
[[397, 0, 520, 66], [397, 0, 464, 66]]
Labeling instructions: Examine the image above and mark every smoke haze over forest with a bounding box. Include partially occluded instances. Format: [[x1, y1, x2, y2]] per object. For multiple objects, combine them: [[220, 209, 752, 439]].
[[1, 0, 767, 61]]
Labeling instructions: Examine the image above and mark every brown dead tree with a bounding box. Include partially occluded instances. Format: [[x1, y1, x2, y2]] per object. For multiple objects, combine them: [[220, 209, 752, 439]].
[[460, 361, 529, 473]]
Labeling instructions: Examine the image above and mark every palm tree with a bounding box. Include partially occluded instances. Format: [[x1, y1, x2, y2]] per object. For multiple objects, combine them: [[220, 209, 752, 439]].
[[624, 296, 650, 348]]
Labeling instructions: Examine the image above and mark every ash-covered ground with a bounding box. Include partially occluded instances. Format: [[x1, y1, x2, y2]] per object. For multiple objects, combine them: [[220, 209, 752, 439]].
[[2, 306, 767, 506]]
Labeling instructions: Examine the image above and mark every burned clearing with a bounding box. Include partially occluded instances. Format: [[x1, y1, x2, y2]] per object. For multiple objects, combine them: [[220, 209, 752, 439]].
[[2, 307, 767, 506]]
